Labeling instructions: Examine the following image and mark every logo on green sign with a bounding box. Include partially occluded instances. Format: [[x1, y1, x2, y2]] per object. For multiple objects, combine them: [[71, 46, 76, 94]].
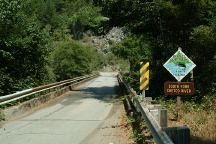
[[163, 49, 196, 81]]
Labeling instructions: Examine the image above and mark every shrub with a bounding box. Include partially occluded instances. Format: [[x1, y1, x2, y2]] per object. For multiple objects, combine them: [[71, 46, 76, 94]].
[[50, 40, 103, 80]]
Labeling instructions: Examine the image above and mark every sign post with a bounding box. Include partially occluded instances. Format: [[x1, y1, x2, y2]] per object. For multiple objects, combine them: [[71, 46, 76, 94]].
[[163, 48, 196, 120], [140, 61, 149, 100]]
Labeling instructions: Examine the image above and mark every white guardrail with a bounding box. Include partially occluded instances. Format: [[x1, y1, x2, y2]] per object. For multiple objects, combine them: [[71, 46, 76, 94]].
[[0, 74, 98, 106], [117, 74, 174, 144]]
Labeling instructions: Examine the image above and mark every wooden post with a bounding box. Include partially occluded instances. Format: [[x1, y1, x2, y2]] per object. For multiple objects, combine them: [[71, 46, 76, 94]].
[[159, 109, 168, 127], [190, 70, 194, 82], [176, 96, 181, 121]]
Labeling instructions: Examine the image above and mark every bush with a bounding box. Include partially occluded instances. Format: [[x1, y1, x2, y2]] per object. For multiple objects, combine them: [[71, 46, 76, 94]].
[[111, 34, 152, 92], [50, 40, 103, 80]]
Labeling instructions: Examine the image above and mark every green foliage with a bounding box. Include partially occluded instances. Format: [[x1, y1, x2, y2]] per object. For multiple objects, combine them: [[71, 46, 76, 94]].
[[0, 0, 52, 94], [112, 34, 152, 67], [127, 115, 136, 124], [0, 109, 5, 122], [62, 0, 108, 39], [190, 25, 216, 65], [1, 0, 216, 101], [0, 70, 13, 95], [112, 34, 152, 92], [50, 40, 103, 80], [126, 104, 147, 144], [0, 0, 105, 95], [104, 52, 130, 73], [99, 0, 216, 97]]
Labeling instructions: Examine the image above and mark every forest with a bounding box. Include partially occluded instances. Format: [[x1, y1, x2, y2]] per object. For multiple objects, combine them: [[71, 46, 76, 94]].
[[0, 0, 105, 95], [2, 0, 216, 97], [95, 0, 216, 142], [0, 0, 216, 142]]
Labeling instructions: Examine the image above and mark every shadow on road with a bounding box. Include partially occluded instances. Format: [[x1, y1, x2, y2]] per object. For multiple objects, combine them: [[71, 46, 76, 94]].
[[74, 85, 120, 101], [60, 85, 121, 106]]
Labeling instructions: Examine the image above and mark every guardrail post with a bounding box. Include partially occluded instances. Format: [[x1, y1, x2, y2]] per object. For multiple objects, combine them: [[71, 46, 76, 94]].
[[159, 109, 168, 128]]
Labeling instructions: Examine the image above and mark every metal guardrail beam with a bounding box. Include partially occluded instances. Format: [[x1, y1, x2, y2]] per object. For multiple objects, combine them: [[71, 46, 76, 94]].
[[0, 74, 98, 106], [117, 74, 174, 144]]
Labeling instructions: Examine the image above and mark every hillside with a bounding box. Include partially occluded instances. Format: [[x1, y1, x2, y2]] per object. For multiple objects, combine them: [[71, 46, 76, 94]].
[[0, 0, 216, 143]]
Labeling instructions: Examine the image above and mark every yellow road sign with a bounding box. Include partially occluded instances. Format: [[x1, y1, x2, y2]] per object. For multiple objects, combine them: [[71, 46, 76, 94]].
[[140, 61, 149, 91]]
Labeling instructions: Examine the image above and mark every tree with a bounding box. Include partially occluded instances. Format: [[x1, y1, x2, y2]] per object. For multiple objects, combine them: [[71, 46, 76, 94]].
[[0, 0, 51, 94], [50, 40, 103, 80], [112, 34, 152, 91], [103, 0, 216, 96]]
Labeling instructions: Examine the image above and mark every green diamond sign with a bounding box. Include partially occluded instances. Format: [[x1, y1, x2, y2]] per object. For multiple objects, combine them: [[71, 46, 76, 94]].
[[163, 49, 196, 81]]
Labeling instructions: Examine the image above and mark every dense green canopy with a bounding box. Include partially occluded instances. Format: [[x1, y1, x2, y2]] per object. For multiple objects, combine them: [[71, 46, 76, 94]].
[[1, 0, 216, 100], [0, 0, 104, 95], [95, 0, 216, 98]]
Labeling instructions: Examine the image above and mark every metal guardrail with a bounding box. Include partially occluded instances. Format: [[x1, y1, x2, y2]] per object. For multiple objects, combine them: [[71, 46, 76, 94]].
[[0, 74, 98, 106], [117, 74, 174, 144]]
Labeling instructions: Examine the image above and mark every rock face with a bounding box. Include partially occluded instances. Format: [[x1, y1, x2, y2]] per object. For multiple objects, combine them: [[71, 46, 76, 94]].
[[81, 27, 127, 72], [106, 27, 125, 42], [92, 27, 125, 54]]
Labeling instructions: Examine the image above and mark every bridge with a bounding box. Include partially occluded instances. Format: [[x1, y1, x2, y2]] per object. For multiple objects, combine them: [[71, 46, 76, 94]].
[[0, 72, 189, 144]]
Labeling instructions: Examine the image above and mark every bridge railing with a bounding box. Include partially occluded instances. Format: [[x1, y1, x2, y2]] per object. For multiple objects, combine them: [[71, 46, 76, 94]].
[[117, 74, 174, 144], [0, 73, 98, 106]]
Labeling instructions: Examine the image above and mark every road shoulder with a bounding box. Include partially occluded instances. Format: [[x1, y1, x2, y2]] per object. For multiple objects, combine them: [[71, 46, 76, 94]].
[[81, 102, 135, 144]]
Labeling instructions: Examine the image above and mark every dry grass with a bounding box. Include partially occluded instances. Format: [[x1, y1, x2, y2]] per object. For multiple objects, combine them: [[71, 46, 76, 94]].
[[120, 105, 136, 144], [181, 97, 216, 143], [182, 110, 216, 144], [159, 97, 216, 144], [166, 100, 216, 144]]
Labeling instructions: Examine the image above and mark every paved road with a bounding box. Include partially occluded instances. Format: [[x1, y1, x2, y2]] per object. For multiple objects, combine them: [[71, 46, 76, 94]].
[[0, 72, 119, 144]]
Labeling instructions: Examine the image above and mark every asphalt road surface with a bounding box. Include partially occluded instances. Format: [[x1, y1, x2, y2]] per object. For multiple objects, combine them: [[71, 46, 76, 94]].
[[0, 72, 119, 144]]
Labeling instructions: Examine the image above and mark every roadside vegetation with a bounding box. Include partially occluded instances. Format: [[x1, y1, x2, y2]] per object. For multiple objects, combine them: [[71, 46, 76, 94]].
[[50, 40, 103, 81], [1, 0, 216, 142], [0, 0, 106, 95], [93, 0, 216, 143], [0, 109, 5, 127], [126, 112, 153, 144], [158, 96, 216, 144]]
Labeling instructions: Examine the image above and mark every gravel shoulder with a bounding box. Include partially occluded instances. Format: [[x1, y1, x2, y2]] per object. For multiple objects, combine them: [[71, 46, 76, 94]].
[[82, 101, 135, 144]]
